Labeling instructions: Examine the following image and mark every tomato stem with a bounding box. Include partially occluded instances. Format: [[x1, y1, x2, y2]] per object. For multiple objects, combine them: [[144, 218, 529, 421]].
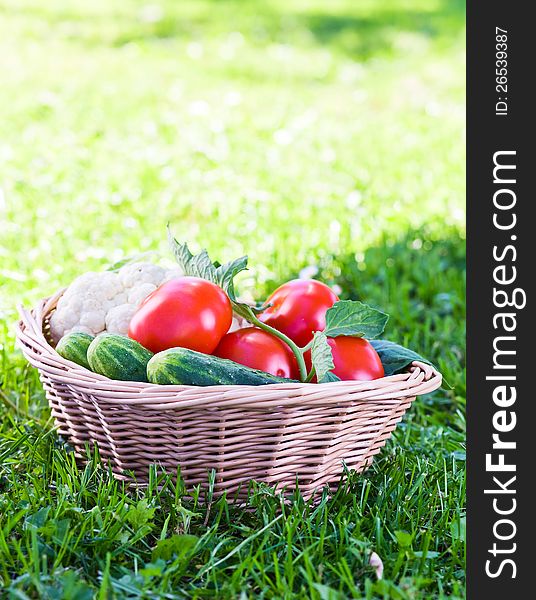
[[246, 313, 308, 382], [300, 339, 314, 353], [304, 369, 316, 383]]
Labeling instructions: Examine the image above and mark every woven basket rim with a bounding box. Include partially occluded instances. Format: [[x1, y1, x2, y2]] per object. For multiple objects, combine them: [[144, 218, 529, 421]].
[[15, 291, 442, 409]]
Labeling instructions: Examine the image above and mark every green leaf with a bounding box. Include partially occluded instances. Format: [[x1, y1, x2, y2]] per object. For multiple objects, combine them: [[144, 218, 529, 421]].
[[318, 371, 341, 384], [168, 226, 264, 322], [312, 583, 347, 600], [168, 226, 194, 267], [451, 516, 466, 543], [125, 499, 155, 529], [370, 340, 433, 376], [45, 570, 95, 600], [24, 506, 51, 530], [324, 300, 388, 339], [152, 534, 199, 561], [310, 331, 335, 383], [189, 249, 217, 280], [413, 550, 440, 559], [214, 255, 249, 299], [395, 530, 413, 549], [168, 227, 218, 282], [213, 256, 271, 319], [168, 226, 246, 295], [140, 559, 166, 577]]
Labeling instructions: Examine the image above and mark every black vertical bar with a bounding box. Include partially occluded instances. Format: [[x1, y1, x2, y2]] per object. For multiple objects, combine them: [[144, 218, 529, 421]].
[[467, 2, 530, 597]]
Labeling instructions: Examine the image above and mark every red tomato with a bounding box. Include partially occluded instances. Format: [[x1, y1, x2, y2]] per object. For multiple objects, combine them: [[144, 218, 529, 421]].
[[213, 327, 299, 379], [328, 337, 384, 381], [128, 276, 232, 354], [259, 279, 339, 347]]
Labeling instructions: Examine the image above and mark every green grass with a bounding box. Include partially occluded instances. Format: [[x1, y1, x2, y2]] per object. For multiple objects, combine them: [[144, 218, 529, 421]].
[[0, 0, 465, 597]]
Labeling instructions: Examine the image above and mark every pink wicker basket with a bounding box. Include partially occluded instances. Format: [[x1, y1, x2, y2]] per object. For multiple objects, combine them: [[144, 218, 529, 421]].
[[16, 290, 442, 499]]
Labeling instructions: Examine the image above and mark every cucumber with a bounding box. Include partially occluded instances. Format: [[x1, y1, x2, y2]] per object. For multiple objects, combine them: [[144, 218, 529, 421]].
[[87, 333, 153, 382], [147, 347, 297, 386], [56, 332, 94, 369]]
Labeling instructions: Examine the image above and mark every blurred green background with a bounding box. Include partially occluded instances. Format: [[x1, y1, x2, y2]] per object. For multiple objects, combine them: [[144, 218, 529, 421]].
[[1, 0, 464, 304], [0, 0, 465, 597]]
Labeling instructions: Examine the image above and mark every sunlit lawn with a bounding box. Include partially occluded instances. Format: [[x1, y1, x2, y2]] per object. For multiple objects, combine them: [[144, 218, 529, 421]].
[[0, 0, 465, 597]]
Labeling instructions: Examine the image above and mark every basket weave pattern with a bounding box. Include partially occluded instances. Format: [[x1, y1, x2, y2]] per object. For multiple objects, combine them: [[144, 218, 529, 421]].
[[16, 292, 442, 498]]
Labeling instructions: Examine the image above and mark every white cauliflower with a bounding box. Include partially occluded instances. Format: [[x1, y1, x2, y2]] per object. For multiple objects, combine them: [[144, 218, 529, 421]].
[[105, 303, 138, 336], [50, 262, 182, 343], [162, 267, 184, 283], [79, 310, 106, 332], [127, 283, 157, 306], [119, 263, 166, 288]]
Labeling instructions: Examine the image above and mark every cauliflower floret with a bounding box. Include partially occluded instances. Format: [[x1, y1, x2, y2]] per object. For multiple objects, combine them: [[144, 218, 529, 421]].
[[119, 263, 167, 288], [50, 270, 125, 341], [105, 303, 137, 336], [79, 310, 106, 333], [68, 271, 123, 301], [128, 283, 157, 306], [50, 306, 79, 338], [162, 267, 184, 283], [80, 298, 107, 313], [56, 293, 83, 314]]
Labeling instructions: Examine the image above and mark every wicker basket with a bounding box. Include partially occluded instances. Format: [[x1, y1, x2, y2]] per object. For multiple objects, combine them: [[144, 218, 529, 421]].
[[15, 290, 442, 499]]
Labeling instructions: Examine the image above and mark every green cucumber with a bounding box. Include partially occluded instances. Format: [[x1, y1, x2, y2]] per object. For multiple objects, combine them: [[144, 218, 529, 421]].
[[87, 333, 153, 382], [147, 347, 297, 386], [56, 332, 94, 369]]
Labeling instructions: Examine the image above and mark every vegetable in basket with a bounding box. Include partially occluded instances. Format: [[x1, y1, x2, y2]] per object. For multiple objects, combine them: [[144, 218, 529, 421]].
[[128, 277, 233, 354], [87, 334, 153, 382], [258, 279, 339, 347], [55, 331, 94, 369], [147, 347, 297, 386], [327, 337, 384, 381], [213, 327, 299, 379], [49, 262, 183, 341]]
